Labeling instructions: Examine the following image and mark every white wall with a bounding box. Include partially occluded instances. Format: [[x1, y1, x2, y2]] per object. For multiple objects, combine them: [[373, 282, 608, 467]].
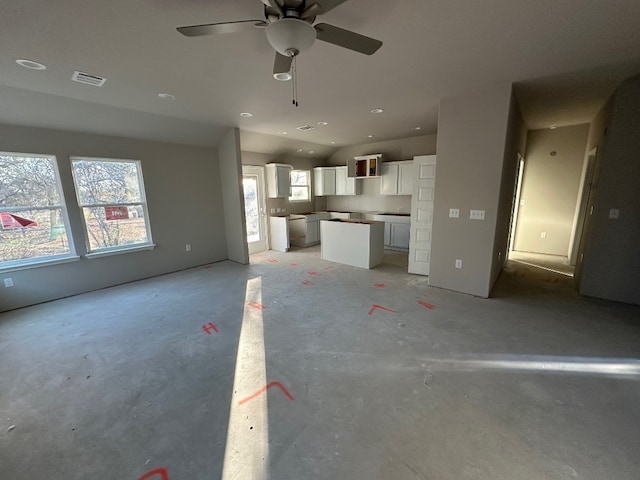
[[0, 123, 227, 312], [578, 74, 640, 305], [326, 178, 411, 213], [430, 84, 514, 298], [513, 125, 589, 256], [219, 128, 249, 265]]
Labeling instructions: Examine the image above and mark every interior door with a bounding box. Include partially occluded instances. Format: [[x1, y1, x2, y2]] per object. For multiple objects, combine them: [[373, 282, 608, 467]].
[[408, 155, 437, 276], [242, 166, 269, 255]]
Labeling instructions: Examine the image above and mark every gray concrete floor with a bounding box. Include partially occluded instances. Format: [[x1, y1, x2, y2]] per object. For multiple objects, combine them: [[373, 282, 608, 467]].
[[1, 246, 639, 480]]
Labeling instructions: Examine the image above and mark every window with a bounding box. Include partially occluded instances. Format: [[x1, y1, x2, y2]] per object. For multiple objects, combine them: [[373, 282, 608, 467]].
[[71, 157, 153, 254], [0, 152, 75, 269], [289, 170, 310, 202]]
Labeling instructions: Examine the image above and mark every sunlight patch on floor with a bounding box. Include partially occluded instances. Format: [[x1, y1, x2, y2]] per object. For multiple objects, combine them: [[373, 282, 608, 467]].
[[222, 277, 270, 480]]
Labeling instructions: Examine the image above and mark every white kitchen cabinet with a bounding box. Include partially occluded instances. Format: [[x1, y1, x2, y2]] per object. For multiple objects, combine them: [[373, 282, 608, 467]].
[[380, 163, 399, 195], [390, 223, 411, 250], [373, 214, 411, 252], [265, 163, 292, 198], [289, 212, 330, 247], [380, 161, 415, 195], [269, 216, 289, 252], [335, 166, 359, 195], [398, 162, 415, 195], [313, 167, 336, 196], [348, 154, 382, 178]]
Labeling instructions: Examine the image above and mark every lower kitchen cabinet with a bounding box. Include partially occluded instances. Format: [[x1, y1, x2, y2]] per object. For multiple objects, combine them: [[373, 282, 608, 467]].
[[289, 212, 329, 247], [374, 214, 411, 252], [390, 222, 411, 250]]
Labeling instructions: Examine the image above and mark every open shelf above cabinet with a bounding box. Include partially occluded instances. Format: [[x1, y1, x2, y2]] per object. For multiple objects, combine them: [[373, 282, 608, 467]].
[[348, 154, 382, 178]]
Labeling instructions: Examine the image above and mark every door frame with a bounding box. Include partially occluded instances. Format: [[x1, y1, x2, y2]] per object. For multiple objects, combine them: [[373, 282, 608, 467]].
[[242, 165, 269, 254]]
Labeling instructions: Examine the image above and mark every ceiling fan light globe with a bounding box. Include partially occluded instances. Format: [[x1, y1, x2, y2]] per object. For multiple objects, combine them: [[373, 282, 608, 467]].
[[274, 72, 293, 81], [266, 18, 316, 56]]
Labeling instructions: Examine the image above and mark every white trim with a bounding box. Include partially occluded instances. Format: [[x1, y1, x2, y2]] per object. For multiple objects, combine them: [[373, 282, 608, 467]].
[[70, 156, 154, 252], [0, 255, 81, 273], [85, 243, 156, 259]]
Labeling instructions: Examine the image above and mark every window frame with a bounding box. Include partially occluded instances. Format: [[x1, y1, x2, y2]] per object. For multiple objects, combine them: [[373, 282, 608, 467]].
[[289, 169, 311, 203], [0, 151, 77, 271], [70, 156, 154, 256]]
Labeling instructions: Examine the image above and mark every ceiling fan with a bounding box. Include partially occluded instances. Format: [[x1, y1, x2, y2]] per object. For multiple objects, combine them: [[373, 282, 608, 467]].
[[177, 0, 383, 81]]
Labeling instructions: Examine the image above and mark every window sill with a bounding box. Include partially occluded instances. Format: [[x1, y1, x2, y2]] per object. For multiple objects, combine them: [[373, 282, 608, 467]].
[[1, 255, 81, 273], [85, 243, 156, 259]]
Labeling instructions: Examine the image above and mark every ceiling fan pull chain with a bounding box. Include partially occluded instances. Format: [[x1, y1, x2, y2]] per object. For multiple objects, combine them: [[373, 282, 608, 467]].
[[292, 55, 299, 107]]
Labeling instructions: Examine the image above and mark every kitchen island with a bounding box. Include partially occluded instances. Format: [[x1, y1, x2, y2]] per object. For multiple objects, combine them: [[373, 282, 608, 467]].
[[320, 219, 385, 269]]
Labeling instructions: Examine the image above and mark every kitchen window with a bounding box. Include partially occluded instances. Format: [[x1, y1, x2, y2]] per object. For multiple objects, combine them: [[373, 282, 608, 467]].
[[71, 157, 153, 254], [289, 170, 310, 202], [0, 152, 75, 269]]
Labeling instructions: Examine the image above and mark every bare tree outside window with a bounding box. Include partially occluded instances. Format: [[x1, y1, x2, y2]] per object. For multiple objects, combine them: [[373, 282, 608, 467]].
[[71, 158, 152, 252], [289, 170, 310, 202], [0, 153, 72, 265]]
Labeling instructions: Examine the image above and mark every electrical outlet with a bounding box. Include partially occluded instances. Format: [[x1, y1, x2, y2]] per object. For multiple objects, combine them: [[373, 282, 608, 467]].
[[455, 259, 463, 269], [470, 209, 485, 220], [540, 231, 547, 239], [449, 208, 460, 218], [4, 278, 14, 288], [185, 243, 191, 252], [609, 208, 620, 219], [270, 208, 276, 214]]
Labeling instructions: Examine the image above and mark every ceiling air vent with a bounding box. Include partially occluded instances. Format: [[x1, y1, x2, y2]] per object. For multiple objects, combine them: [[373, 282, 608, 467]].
[[296, 125, 315, 132], [72, 71, 106, 87]]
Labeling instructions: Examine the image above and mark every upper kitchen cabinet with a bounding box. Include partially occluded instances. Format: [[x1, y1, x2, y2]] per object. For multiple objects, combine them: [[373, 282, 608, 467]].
[[348, 154, 382, 178], [335, 166, 360, 196], [265, 163, 292, 198], [380, 161, 415, 195], [313, 167, 336, 196]]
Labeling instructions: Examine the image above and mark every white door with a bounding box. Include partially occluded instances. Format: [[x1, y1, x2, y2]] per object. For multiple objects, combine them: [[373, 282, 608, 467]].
[[242, 166, 269, 255], [408, 155, 436, 276]]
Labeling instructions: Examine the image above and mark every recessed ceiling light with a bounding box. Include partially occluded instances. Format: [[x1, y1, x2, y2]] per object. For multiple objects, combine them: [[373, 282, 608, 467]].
[[413, 126, 422, 131], [366, 134, 374, 138], [330, 141, 336, 144], [317, 121, 328, 126], [308, 150, 314, 155], [158, 93, 175, 100], [280, 131, 288, 135], [16, 59, 46, 70], [297, 148, 303, 153], [240, 112, 253, 118], [371, 108, 384, 114], [550, 125, 557, 129], [274, 72, 292, 81]]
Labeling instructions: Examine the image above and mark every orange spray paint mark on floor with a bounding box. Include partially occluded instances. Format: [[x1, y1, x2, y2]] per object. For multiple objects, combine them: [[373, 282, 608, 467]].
[[137, 467, 169, 480], [418, 300, 436, 310], [368, 304, 398, 315], [238, 381, 294, 405]]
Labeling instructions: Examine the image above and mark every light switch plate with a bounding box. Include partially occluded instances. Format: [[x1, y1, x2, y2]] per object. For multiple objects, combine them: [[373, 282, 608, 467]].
[[4, 278, 14, 288], [470, 209, 485, 220], [455, 259, 463, 269], [609, 208, 620, 219], [449, 208, 460, 218]]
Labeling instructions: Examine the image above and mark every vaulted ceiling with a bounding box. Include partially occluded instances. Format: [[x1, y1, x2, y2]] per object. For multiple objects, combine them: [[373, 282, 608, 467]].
[[2, 0, 640, 155]]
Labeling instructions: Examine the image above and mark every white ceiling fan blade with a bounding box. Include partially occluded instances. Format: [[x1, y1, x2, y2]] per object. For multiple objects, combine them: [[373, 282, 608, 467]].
[[177, 20, 267, 37], [314, 23, 382, 55]]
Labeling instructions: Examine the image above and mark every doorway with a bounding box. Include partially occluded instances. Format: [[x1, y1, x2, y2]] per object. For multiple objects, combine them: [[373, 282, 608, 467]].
[[242, 166, 269, 255]]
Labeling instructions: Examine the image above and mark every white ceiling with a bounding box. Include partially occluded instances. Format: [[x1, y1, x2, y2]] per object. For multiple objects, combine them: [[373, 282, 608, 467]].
[[1, 0, 640, 154]]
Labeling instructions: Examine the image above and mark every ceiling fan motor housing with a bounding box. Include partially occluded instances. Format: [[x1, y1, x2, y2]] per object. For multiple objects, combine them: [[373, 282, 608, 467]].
[[266, 18, 317, 56]]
